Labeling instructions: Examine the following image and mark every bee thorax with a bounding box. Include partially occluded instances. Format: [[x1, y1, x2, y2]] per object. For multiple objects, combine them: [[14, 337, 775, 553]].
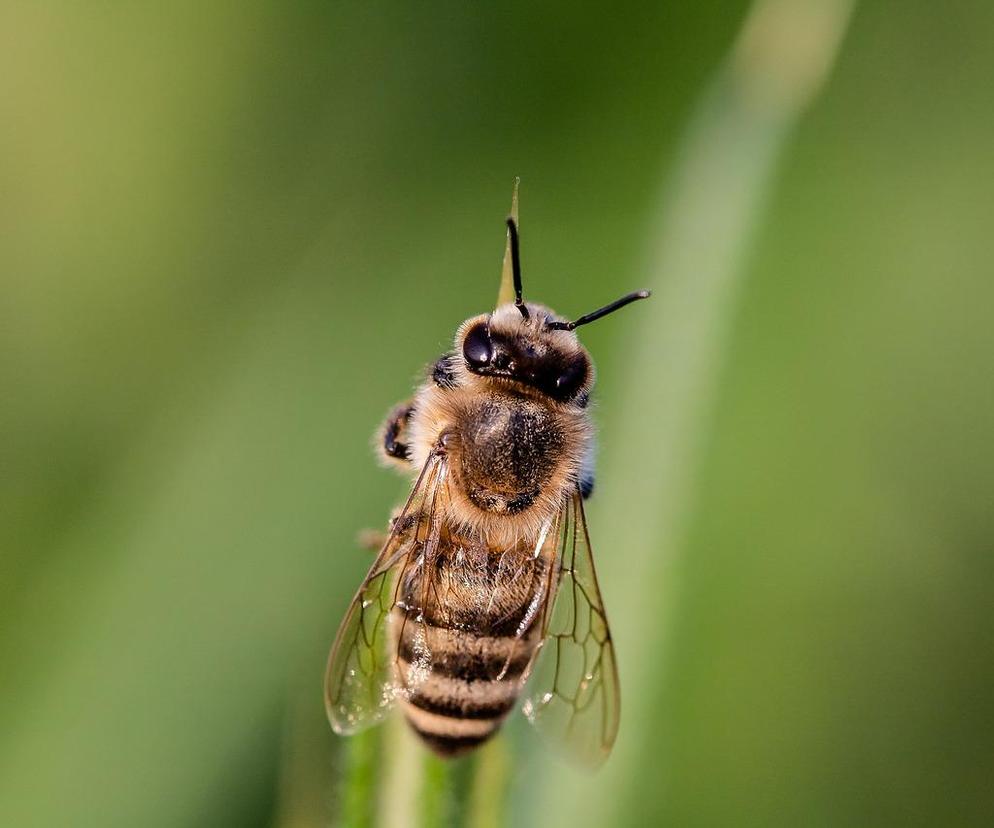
[[456, 397, 565, 515]]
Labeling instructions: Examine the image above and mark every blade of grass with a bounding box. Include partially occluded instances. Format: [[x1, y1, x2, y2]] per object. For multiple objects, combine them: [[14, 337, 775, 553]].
[[337, 726, 381, 828], [466, 737, 509, 828], [376, 713, 422, 828], [497, 178, 520, 308], [416, 735, 506, 828], [530, 1, 854, 826], [420, 752, 476, 828]]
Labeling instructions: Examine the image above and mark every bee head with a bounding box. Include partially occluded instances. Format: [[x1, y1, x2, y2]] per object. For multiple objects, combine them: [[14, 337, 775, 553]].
[[457, 304, 592, 402], [454, 218, 650, 403]]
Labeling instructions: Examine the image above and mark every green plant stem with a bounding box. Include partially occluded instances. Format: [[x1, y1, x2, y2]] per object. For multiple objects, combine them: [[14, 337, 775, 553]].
[[467, 737, 509, 828], [420, 753, 473, 827], [339, 726, 380, 828], [376, 713, 422, 828]]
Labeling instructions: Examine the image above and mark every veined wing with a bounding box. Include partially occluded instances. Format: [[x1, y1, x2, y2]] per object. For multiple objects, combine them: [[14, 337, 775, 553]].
[[522, 488, 621, 768], [324, 450, 449, 734]]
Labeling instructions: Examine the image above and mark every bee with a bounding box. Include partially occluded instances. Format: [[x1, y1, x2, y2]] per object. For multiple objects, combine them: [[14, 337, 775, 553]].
[[324, 209, 649, 766]]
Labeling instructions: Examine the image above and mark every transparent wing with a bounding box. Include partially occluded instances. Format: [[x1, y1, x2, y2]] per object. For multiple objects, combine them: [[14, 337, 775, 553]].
[[324, 451, 448, 735], [522, 488, 621, 768]]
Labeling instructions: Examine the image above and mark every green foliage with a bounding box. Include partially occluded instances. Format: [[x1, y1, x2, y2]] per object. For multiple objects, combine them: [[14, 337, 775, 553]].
[[340, 728, 380, 828]]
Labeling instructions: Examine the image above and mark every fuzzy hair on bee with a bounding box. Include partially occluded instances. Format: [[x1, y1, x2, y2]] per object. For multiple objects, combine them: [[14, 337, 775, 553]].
[[325, 200, 649, 765], [402, 301, 596, 548]]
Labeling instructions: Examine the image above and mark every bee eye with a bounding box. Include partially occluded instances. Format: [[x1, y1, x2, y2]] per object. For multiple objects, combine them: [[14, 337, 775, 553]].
[[551, 355, 589, 399], [462, 324, 493, 368]]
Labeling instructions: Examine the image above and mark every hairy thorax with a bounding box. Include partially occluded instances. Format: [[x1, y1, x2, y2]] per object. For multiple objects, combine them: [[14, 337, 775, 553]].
[[408, 386, 590, 538], [457, 396, 564, 514]]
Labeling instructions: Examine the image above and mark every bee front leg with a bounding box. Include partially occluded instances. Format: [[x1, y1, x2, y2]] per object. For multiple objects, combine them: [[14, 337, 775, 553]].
[[378, 400, 415, 466], [579, 443, 595, 500]]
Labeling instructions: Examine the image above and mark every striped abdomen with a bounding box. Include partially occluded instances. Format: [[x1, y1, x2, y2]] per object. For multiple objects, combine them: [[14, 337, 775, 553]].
[[391, 539, 547, 757]]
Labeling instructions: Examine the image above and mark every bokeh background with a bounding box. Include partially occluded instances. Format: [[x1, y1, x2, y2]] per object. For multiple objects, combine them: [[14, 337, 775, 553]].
[[2, 1, 992, 826]]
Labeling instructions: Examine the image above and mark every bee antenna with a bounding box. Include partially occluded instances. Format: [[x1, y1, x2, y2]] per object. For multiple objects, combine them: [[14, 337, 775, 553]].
[[546, 290, 651, 331], [506, 217, 529, 320]]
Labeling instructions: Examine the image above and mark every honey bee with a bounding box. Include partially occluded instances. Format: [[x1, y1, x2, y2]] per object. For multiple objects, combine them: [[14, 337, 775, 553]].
[[325, 209, 649, 766]]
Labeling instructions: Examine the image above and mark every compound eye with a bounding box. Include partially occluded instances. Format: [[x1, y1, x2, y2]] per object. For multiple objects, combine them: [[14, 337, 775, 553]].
[[553, 355, 589, 399], [462, 323, 493, 368]]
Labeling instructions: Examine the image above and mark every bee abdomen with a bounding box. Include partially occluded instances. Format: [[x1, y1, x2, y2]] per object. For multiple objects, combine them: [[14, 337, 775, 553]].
[[408, 686, 516, 720], [396, 608, 537, 678], [403, 700, 504, 757], [394, 613, 539, 757], [400, 677, 515, 757], [407, 725, 494, 757]]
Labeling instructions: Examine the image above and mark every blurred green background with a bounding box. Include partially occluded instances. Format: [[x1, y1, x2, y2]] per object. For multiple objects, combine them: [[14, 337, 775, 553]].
[[2, 1, 992, 826]]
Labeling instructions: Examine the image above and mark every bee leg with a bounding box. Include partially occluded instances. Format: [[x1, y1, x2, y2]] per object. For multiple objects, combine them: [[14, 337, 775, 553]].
[[578, 442, 595, 500], [379, 400, 415, 465], [579, 472, 595, 500], [430, 352, 459, 389], [358, 501, 410, 552], [356, 528, 389, 551]]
